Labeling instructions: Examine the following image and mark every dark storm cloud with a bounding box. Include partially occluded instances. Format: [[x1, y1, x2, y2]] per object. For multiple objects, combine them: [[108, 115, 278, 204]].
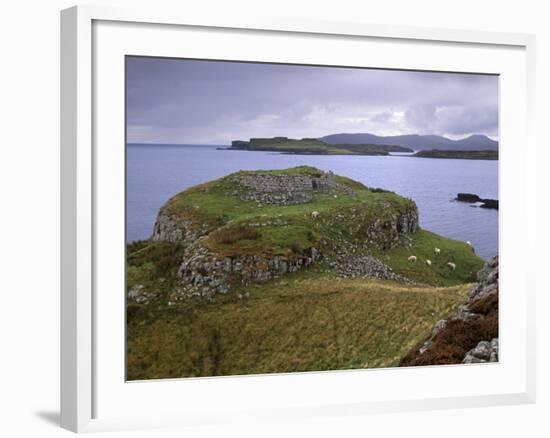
[[126, 57, 498, 144]]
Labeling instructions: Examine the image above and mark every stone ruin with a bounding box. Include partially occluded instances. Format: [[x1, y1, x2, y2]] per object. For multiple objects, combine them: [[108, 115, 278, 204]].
[[233, 170, 355, 205]]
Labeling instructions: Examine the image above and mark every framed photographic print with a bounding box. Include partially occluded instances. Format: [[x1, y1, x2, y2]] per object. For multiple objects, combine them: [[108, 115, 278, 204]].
[[61, 5, 536, 433]]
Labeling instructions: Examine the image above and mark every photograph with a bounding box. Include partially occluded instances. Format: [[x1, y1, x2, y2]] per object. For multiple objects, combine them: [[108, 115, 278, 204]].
[[125, 56, 499, 380]]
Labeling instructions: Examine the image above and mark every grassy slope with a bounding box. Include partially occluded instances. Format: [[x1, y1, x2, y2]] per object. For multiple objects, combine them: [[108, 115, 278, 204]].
[[127, 270, 470, 380], [373, 230, 483, 286]]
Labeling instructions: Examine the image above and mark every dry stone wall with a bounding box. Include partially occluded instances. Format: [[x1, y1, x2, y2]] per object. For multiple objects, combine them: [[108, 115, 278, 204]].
[[172, 240, 321, 300], [233, 171, 355, 205]]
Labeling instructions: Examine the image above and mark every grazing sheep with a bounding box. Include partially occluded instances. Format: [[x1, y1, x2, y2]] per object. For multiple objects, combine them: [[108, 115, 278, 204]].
[[434, 247, 441, 255], [426, 259, 432, 266], [466, 241, 472, 246], [311, 211, 320, 219], [446, 262, 456, 270], [408, 255, 417, 263]]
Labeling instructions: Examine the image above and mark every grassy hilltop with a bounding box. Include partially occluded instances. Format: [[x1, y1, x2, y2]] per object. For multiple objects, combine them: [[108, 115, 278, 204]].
[[127, 166, 484, 380]]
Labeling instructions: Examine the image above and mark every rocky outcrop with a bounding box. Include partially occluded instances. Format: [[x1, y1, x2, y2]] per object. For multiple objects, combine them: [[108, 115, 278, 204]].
[[329, 252, 412, 283], [479, 199, 499, 209], [463, 338, 498, 363], [456, 193, 499, 210], [400, 256, 499, 366], [233, 170, 355, 205], [356, 206, 418, 250], [151, 210, 212, 244], [456, 193, 482, 203], [151, 214, 184, 242], [172, 240, 321, 300]]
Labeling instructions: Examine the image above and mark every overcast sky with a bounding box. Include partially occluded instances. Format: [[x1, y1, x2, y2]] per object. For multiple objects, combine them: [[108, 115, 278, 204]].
[[126, 57, 498, 145]]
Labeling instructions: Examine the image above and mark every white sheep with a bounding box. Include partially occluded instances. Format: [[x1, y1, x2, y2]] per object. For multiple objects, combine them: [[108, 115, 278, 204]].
[[408, 255, 417, 263], [426, 259, 432, 266], [311, 211, 320, 219], [447, 262, 456, 270], [466, 241, 472, 246], [434, 247, 441, 255]]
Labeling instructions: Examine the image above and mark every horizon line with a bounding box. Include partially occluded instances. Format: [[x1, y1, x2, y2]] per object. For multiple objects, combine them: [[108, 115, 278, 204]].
[[127, 132, 499, 146]]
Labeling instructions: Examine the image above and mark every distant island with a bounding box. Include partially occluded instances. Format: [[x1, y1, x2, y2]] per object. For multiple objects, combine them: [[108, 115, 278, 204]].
[[224, 133, 499, 157], [320, 132, 498, 151], [414, 149, 498, 160], [227, 137, 413, 155]]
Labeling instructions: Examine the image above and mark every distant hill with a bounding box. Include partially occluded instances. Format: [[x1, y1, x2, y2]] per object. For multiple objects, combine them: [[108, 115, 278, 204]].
[[320, 133, 498, 151]]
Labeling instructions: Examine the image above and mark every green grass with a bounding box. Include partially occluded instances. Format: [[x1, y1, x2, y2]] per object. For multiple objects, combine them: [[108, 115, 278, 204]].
[[371, 229, 484, 286], [166, 167, 412, 226], [161, 167, 417, 259], [127, 272, 471, 379], [205, 224, 321, 257]]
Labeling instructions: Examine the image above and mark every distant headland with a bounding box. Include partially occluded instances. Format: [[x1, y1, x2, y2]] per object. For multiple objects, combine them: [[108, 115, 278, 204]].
[[226, 137, 413, 156], [414, 149, 498, 160], [223, 133, 498, 157]]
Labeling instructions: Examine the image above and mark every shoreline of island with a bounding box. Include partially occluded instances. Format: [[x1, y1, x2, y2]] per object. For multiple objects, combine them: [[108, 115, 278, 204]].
[[221, 137, 498, 160]]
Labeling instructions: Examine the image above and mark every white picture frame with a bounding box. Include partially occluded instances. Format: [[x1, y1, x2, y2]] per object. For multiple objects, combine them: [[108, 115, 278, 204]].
[[60, 4, 537, 433]]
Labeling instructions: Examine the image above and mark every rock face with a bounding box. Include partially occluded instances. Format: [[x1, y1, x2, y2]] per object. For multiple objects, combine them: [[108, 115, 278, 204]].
[[151, 213, 211, 243], [174, 240, 321, 299], [400, 256, 499, 366], [463, 339, 499, 363], [354, 206, 418, 250], [233, 170, 355, 205]]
